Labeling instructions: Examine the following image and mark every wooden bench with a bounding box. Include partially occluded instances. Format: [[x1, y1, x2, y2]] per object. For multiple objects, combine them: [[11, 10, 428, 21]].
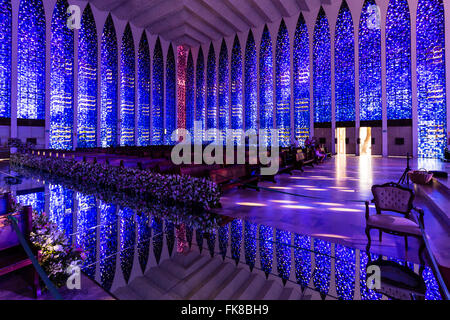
[[210, 165, 259, 192], [0, 193, 40, 298], [295, 150, 314, 172]]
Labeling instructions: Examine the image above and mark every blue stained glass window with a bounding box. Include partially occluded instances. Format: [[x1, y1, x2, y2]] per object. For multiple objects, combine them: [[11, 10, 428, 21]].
[[120, 24, 135, 146], [275, 229, 291, 282], [18, 0, 45, 120], [386, 0, 412, 120], [245, 31, 257, 131], [231, 219, 243, 265], [218, 225, 229, 260], [76, 194, 97, 278], [313, 238, 331, 297], [417, 0, 447, 158], [165, 220, 175, 256], [276, 20, 291, 147], [50, 0, 74, 150], [244, 221, 257, 270], [231, 36, 243, 133], [259, 225, 273, 276], [0, 0, 11, 118], [218, 40, 229, 141], [359, 0, 382, 121], [166, 44, 176, 144], [136, 213, 151, 273], [152, 217, 163, 264], [99, 201, 117, 291], [152, 38, 164, 145], [423, 266, 443, 300], [359, 251, 382, 300], [259, 25, 273, 145], [16, 191, 45, 213], [78, 4, 97, 148], [196, 48, 206, 139], [294, 234, 311, 288], [49, 184, 74, 244], [335, 1, 355, 122], [207, 43, 217, 130], [119, 207, 135, 283], [335, 244, 355, 300], [186, 51, 195, 134], [138, 32, 150, 146], [293, 15, 310, 145], [313, 8, 332, 123], [101, 14, 118, 148]]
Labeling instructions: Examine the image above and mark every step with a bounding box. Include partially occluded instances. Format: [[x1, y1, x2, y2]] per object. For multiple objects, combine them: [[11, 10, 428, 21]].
[[169, 253, 211, 278], [254, 279, 284, 300], [278, 286, 303, 300], [189, 262, 236, 300], [114, 286, 141, 300], [144, 265, 182, 292], [213, 268, 251, 300], [169, 257, 224, 298], [128, 275, 166, 300], [231, 273, 267, 300]]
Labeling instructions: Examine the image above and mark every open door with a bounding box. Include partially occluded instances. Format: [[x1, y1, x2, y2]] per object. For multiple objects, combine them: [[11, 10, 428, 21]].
[[360, 127, 372, 156], [336, 127, 346, 155]]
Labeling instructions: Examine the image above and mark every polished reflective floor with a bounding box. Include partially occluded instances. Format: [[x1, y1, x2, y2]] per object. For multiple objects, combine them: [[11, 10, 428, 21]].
[[0, 156, 447, 300]]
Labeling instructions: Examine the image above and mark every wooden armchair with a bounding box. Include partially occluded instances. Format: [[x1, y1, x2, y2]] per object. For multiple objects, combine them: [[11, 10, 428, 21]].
[[0, 193, 40, 297], [365, 182, 425, 263]]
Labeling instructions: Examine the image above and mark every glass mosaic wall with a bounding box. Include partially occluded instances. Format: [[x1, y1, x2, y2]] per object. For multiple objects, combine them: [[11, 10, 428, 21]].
[[335, 1, 355, 122], [196, 48, 206, 139], [49, 184, 74, 243], [177, 46, 188, 130], [218, 40, 229, 141], [259, 25, 273, 145], [186, 51, 195, 134], [76, 193, 97, 278], [0, 0, 11, 118], [16, 191, 45, 213], [313, 8, 332, 123], [165, 44, 176, 144], [276, 20, 291, 147], [78, 4, 97, 147], [18, 0, 46, 120], [386, 0, 412, 120], [231, 36, 243, 133], [245, 31, 257, 131], [137, 32, 151, 146], [101, 14, 118, 147], [293, 15, 310, 145], [120, 24, 135, 146], [207, 44, 217, 131], [359, 0, 382, 121], [152, 38, 164, 145], [417, 0, 447, 158], [50, 0, 74, 150]]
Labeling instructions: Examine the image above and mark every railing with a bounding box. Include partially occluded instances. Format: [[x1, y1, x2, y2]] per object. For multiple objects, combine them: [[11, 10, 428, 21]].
[[7, 215, 63, 300]]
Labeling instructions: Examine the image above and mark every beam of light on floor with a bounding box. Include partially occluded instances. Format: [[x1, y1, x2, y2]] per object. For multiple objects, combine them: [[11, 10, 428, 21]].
[[304, 188, 328, 191], [311, 233, 350, 240], [235, 202, 267, 207], [269, 200, 298, 204], [313, 202, 344, 206], [329, 207, 363, 212], [268, 186, 293, 190], [280, 205, 314, 210]]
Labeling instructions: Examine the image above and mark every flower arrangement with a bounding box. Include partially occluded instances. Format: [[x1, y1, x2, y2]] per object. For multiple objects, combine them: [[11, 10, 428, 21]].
[[30, 211, 84, 288], [11, 153, 221, 209]]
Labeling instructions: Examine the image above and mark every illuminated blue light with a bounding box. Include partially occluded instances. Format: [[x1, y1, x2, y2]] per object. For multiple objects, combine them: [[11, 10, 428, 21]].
[[244, 221, 257, 270], [138, 32, 151, 146], [386, 0, 412, 120], [218, 40, 229, 141], [293, 15, 310, 145], [49, 184, 74, 244], [196, 48, 206, 140], [186, 51, 195, 134], [259, 225, 273, 276], [417, 0, 447, 158], [206, 231, 216, 258], [245, 31, 257, 132], [359, 0, 382, 121], [0, 0, 11, 118], [313, 8, 332, 123], [276, 20, 291, 147], [359, 251, 382, 300], [78, 4, 97, 147], [136, 213, 151, 273], [165, 220, 175, 256], [259, 25, 273, 145], [313, 238, 331, 297], [152, 217, 163, 264], [166, 44, 176, 144], [294, 234, 311, 288], [335, 244, 355, 300], [276, 229, 291, 281], [231, 219, 243, 264], [120, 24, 135, 146], [101, 14, 118, 147], [16, 191, 45, 213], [50, 0, 74, 150], [335, 1, 355, 122], [76, 194, 97, 278], [18, 0, 45, 120], [423, 266, 442, 300], [152, 38, 164, 145], [99, 201, 117, 291], [207, 43, 217, 130], [231, 36, 243, 133], [119, 207, 135, 283], [218, 225, 229, 260]]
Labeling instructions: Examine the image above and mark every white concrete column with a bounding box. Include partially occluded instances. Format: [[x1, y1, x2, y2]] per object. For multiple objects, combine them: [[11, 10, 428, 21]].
[[409, 0, 418, 158], [44, 1, 52, 149], [10, 0, 18, 140], [379, 1, 389, 157], [445, 0, 450, 150], [73, 18, 79, 150]]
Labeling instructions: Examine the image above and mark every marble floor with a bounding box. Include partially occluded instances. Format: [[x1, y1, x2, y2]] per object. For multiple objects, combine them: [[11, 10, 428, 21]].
[[216, 155, 450, 268]]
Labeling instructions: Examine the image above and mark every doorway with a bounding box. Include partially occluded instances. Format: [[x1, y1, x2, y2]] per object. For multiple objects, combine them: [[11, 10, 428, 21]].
[[336, 127, 346, 155], [360, 127, 372, 156]]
